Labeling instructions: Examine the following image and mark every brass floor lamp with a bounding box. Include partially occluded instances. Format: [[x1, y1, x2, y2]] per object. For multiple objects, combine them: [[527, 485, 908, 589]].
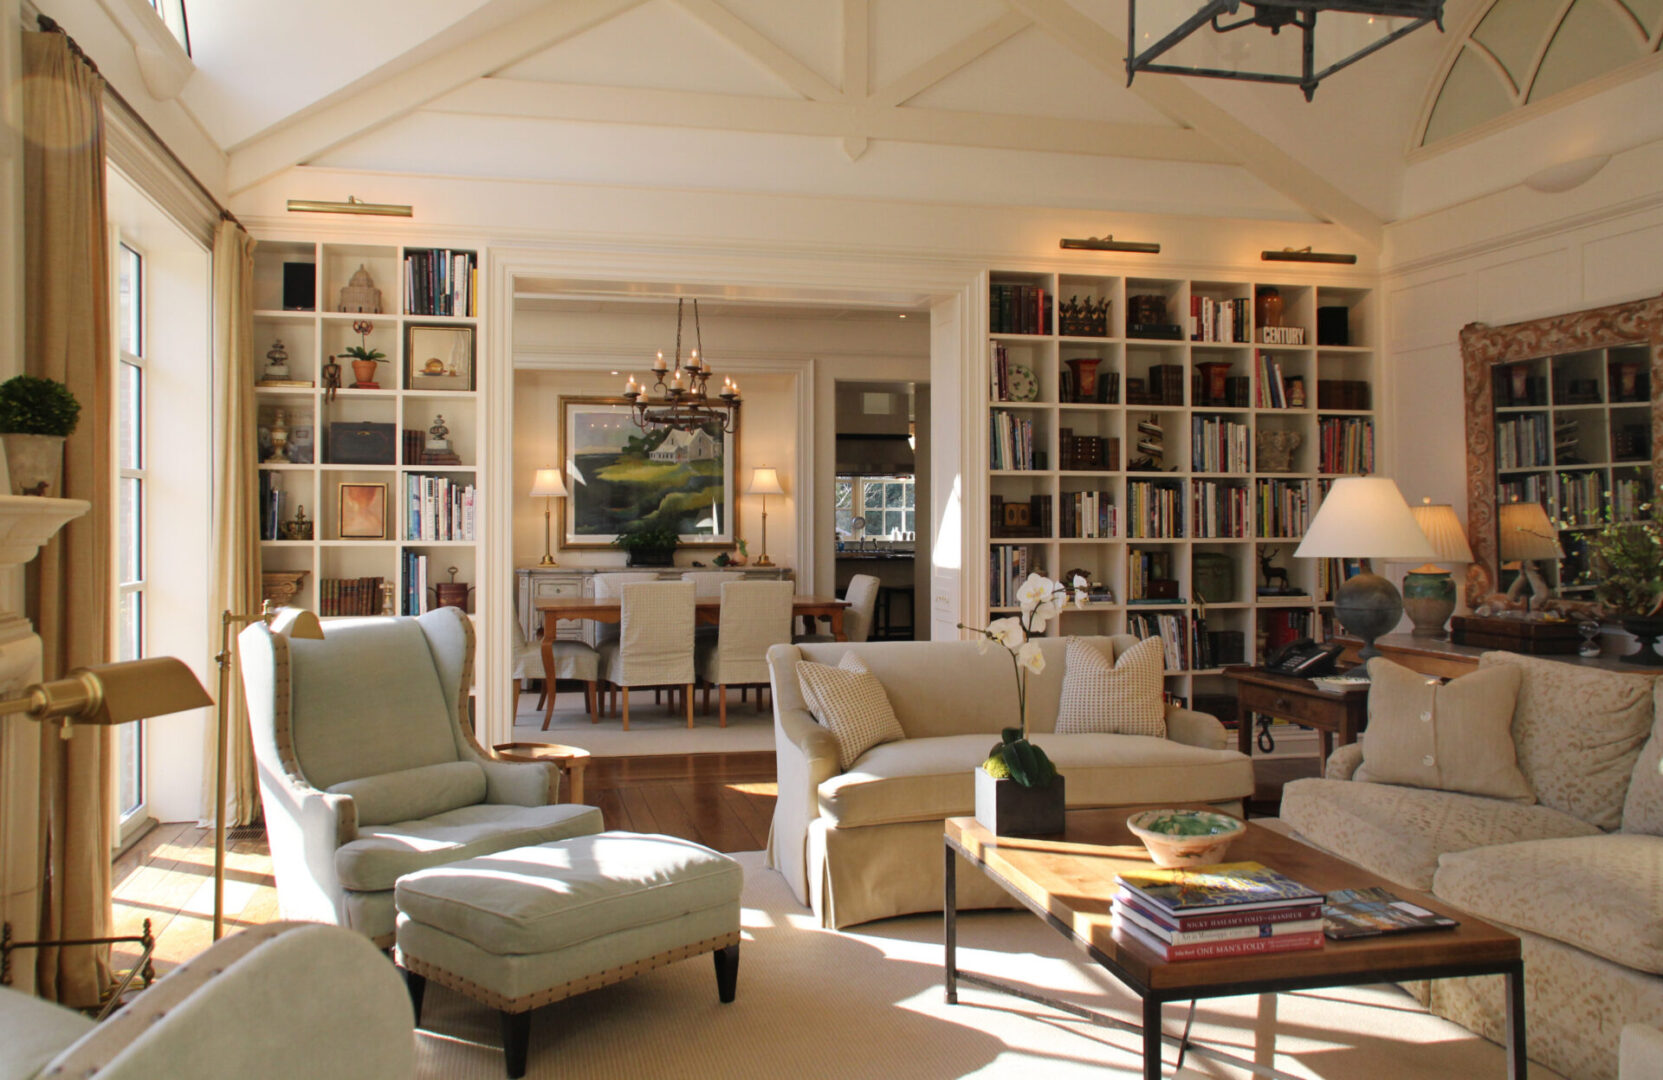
[[213, 603, 323, 939]]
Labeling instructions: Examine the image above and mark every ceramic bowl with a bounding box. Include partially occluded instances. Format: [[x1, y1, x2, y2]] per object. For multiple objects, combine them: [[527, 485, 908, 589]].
[[1126, 809, 1246, 868]]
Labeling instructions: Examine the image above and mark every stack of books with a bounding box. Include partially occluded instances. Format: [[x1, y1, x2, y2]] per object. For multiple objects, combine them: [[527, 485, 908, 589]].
[[1112, 861, 1326, 961]]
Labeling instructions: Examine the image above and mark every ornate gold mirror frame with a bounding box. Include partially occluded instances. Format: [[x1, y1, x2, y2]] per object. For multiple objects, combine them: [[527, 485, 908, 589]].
[[1460, 294, 1663, 607]]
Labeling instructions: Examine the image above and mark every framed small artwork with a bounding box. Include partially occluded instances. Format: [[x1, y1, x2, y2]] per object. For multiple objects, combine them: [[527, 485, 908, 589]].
[[338, 482, 388, 539], [405, 324, 474, 391]]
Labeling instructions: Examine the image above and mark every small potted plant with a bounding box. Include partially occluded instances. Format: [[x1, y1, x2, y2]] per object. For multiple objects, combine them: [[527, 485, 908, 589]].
[[612, 523, 679, 567], [343, 320, 387, 388], [0, 375, 81, 496], [1568, 500, 1663, 666]]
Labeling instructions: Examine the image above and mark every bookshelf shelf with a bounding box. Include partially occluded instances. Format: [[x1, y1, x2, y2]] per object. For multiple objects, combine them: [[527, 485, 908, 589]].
[[979, 266, 1376, 706]]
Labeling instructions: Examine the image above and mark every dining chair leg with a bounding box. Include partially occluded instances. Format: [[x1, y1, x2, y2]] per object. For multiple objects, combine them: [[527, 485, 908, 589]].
[[584, 681, 596, 720], [719, 685, 728, 728], [655, 689, 662, 705], [622, 686, 631, 731], [685, 683, 695, 728], [756, 685, 766, 712], [535, 685, 547, 711], [512, 682, 521, 717], [541, 684, 557, 731]]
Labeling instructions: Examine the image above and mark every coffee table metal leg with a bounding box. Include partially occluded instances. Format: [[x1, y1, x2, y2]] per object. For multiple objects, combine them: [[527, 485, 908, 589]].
[[1143, 996, 1163, 1079], [1504, 961, 1527, 1079], [944, 843, 958, 1005]]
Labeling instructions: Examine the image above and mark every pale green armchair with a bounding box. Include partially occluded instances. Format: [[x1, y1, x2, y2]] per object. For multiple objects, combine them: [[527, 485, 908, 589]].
[[239, 607, 603, 946], [0, 922, 414, 1080]]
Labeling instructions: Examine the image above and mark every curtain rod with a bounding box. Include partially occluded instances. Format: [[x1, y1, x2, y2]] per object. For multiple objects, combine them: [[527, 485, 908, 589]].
[[35, 14, 243, 231]]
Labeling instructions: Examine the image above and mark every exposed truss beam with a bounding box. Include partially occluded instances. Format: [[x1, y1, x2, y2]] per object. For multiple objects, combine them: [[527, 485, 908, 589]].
[[432, 78, 1233, 163], [842, 0, 871, 158], [225, 0, 644, 194], [1004, 0, 1383, 244], [870, 11, 1032, 108], [674, 0, 843, 101]]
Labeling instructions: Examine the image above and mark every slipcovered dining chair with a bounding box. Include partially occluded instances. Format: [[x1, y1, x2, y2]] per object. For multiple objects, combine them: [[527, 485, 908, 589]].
[[587, 572, 657, 648], [512, 588, 600, 727], [240, 607, 604, 946], [795, 572, 880, 643], [682, 570, 745, 597], [696, 580, 795, 726], [597, 581, 697, 730]]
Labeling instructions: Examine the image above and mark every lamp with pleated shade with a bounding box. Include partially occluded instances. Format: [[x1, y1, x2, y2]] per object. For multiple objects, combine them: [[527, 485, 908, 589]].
[[1402, 498, 1476, 638], [1294, 477, 1436, 661], [1498, 500, 1562, 611], [746, 466, 786, 567], [530, 467, 567, 567]]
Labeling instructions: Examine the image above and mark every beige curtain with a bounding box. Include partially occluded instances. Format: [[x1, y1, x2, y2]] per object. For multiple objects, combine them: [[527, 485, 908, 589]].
[[206, 221, 262, 826], [21, 29, 115, 1007]]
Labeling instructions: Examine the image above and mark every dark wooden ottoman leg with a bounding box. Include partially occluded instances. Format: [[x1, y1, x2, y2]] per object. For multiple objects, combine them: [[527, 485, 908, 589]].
[[501, 1010, 531, 1079], [714, 943, 740, 1003], [404, 969, 427, 1025]]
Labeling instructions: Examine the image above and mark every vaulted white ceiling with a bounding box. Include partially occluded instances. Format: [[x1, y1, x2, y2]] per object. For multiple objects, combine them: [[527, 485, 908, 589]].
[[177, 0, 1663, 237]]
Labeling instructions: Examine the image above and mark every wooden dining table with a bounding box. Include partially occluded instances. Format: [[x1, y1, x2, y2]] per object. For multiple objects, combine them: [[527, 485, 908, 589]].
[[533, 594, 852, 649]]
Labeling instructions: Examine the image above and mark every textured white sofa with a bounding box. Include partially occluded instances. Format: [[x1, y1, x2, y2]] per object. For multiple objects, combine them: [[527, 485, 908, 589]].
[[1279, 653, 1663, 1080], [0, 922, 413, 1080], [766, 635, 1256, 928]]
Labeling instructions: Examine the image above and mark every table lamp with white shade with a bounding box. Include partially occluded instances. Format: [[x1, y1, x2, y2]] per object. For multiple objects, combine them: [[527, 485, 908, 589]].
[[1498, 500, 1562, 612], [1294, 477, 1436, 662], [530, 467, 567, 567], [746, 466, 785, 568], [1402, 498, 1476, 638]]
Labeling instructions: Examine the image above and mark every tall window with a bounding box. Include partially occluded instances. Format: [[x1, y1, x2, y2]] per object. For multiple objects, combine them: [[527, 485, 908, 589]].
[[835, 474, 915, 539], [115, 241, 146, 826]]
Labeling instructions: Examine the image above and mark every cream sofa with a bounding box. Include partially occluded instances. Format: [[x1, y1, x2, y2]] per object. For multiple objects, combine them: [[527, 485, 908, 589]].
[[1279, 652, 1663, 1080], [766, 636, 1256, 928]]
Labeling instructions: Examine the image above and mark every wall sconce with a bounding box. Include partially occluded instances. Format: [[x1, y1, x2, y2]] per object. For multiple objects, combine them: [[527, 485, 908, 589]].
[[286, 196, 413, 217], [1060, 234, 1161, 254], [1261, 247, 1358, 265]]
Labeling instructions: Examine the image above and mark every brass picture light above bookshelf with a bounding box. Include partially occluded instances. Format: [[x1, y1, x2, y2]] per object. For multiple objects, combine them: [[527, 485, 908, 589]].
[[287, 195, 413, 217], [1261, 247, 1358, 265], [1059, 234, 1161, 254]]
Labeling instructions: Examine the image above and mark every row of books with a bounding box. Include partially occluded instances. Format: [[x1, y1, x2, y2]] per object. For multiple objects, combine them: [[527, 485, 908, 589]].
[[1189, 296, 1249, 343], [1060, 367, 1119, 404], [1256, 478, 1313, 537], [403, 248, 477, 317], [1191, 415, 1250, 473], [1192, 480, 1251, 539], [1614, 476, 1653, 521], [1059, 430, 1118, 471], [257, 471, 286, 541], [1127, 548, 1175, 603], [1061, 490, 1115, 538], [1127, 479, 1184, 538], [402, 552, 434, 616], [989, 494, 1053, 539], [406, 474, 478, 541], [319, 576, 387, 617], [1498, 475, 1548, 508], [1317, 417, 1374, 475], [1255, 351, 1298, 409], [990, 411, 1038, 470], [989, 283, 1051, 335], [989, 342, 1022, 401], [401, 428, 464, 467], [1127, 364, 1186, 407], [1316, 557, 1369, 602], [988, 545, 1037, 608], [1496, 413, 1551, 470], [1127, 611, 1196, 671], [1558, 470, 1603, 525]]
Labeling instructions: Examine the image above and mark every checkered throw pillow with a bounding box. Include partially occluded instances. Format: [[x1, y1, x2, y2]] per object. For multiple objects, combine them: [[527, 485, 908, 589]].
[[1054, 636, 1166, 737], [796, 653, 905, 770]]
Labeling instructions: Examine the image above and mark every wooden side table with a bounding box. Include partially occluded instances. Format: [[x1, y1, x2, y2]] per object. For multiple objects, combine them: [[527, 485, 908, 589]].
[[1221, 666, 1369, 764], [492, 742, 592, 804]]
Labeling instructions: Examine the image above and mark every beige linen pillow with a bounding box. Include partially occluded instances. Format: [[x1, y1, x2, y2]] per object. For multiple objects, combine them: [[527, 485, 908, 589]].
[[1054, 636, 1166, 737], [1621, 680, 1663, 836], [796, 652, 905, 770], [1355, 657, 1533, 801]]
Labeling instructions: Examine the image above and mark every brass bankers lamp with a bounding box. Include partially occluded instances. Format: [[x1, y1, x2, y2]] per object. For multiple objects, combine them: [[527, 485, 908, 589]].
[[529, 467, 566, 567], [746, 466, 785, 568], [214, 603, 323, 939]]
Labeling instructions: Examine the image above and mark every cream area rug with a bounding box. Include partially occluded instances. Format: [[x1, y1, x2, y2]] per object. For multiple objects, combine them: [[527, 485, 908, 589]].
[[414, 853, 1563, 1079], [508, 687, 775, 756]]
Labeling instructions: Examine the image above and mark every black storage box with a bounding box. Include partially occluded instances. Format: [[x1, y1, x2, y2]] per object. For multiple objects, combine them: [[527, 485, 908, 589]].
[[283, 262, 316, 311], [328, 421, 396, 465], [1317, 305, 1350, 346]]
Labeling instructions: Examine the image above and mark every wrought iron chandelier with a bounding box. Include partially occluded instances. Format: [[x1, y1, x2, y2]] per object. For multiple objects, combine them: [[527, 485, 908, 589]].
[[1126, 0, 1446, 101], [621, 298, 741, 433]]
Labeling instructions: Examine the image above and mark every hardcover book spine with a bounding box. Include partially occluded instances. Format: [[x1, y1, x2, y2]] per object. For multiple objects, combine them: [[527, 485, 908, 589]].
[[1115, 898, 1324, 943]]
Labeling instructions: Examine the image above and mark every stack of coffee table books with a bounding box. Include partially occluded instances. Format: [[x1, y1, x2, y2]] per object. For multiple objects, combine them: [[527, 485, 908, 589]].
[[1112, 861, 1326, 961]]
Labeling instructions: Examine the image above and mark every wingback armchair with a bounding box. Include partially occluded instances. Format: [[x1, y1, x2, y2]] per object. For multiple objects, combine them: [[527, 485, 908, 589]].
[[239, 607, 604, 945]]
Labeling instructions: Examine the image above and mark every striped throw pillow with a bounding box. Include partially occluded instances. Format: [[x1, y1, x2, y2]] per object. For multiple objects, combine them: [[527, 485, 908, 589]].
[[796, 653, 905, 770], [1055, 636, 1167, 737]]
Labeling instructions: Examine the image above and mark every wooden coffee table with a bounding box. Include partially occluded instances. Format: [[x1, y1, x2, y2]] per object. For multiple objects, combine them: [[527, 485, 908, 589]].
[[944, 807, 1525, 1079]]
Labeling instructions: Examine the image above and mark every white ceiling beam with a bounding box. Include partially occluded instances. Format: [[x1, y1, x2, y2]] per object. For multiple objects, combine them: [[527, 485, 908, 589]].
[[843, 0, 870, 97], [870, 11, 1032, 109], [224, 0, 644, 195], [1004, 0, 1383, 245], [673, 0, 843, 101], [433, 78, 1234, 163]]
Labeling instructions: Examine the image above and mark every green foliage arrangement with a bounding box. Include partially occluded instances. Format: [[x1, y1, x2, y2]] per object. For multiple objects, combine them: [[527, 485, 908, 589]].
[[983, 727, 1057, 789], [1570, 501, 1663, 617], [0, 375, 81, 437], [611, 523, 679, 552]]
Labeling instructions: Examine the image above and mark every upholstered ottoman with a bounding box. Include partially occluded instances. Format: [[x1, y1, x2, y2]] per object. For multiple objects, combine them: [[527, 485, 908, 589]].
[[395, 832, 743, 1078]]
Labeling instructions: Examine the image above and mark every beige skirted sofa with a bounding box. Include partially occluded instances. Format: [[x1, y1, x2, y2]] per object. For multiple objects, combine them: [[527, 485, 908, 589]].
[[766, 635, 1256, 928], [1278, 652, 1663, 1080]]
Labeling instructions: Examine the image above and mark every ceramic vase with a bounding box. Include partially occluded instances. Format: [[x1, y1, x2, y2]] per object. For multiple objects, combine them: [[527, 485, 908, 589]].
[[2, 433, 65, 496], [1402, 567, 1456, 637]]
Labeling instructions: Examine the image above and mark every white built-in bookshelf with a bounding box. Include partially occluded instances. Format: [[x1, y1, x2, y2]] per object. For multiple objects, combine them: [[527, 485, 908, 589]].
[[250, 239, 482, 622], [979, 269, 1378, 719]]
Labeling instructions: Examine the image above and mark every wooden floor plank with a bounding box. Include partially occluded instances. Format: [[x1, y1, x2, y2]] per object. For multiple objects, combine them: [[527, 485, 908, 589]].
[[668, 781, 754, 854]]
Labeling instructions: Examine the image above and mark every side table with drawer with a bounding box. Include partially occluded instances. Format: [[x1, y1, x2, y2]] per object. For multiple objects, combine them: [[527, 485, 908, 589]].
[[1221, 665, 1369, 765]]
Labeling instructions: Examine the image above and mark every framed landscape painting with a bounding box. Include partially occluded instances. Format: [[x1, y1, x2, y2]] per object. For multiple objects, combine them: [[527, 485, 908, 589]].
[[560, 397, 737, 547]]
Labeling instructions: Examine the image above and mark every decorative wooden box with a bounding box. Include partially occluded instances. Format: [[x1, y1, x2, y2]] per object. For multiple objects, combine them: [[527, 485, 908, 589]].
[[1450, 616, 1580, 655]]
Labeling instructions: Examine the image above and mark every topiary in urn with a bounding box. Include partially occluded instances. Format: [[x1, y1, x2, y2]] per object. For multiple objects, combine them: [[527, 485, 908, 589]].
[[0, 375, 81, 496]]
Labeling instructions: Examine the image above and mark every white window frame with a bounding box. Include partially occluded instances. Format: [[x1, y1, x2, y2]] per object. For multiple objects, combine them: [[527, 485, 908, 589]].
[[114, 236, 149, 843]]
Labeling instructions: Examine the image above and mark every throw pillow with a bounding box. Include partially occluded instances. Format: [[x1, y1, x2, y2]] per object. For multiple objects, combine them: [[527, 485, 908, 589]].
[[796, 653, 905, 770], [1054, 636, 1166, 737], [1621, 680, 1663, 836], [1355, 657, 1534, 801]]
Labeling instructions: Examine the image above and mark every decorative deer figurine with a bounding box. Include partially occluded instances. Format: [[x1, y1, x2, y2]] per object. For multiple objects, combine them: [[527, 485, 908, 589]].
[[1259, 547, 1290, 592]]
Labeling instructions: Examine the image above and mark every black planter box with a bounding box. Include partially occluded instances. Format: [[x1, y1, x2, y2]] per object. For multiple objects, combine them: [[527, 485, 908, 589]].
[[974, 768, 1065, 837], [626, 547, 676, 567], [328, 422, 396, 465]]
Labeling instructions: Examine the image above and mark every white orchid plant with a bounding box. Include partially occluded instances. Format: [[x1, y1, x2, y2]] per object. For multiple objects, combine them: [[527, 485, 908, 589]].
[[959, 573, 1087, 788]]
